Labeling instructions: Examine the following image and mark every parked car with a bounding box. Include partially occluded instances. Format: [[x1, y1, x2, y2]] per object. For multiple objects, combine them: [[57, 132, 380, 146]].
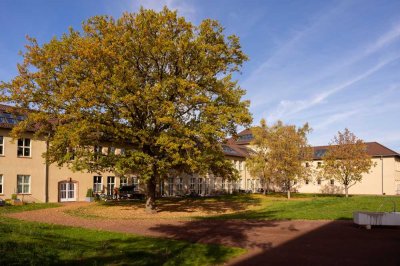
[[118, 185, 145, 200]]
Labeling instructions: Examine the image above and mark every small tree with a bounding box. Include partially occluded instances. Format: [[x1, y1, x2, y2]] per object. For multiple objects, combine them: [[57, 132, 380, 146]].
[[322, 128, 375, 197], [246, 119, 273, 194], [0, 8, 251, 212], [247, 120, 312, 199]]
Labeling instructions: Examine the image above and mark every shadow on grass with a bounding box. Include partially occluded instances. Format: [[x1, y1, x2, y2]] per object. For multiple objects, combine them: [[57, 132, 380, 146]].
[[0, 217, 243, 266], [100, 194, 262, 214]]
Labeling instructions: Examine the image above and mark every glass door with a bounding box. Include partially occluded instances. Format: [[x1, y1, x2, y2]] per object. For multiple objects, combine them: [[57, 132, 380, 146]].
[[60, 182, 76, 202]]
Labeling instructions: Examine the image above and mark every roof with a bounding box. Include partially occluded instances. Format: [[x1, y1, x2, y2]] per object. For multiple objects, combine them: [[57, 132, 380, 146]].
[[0, 104, 27, 130], [313, 142, 400, 159], [222, 144, 251, 158]]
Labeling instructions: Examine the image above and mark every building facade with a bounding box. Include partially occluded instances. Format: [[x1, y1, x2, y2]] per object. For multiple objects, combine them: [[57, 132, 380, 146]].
[[1, 104, 399, 203]]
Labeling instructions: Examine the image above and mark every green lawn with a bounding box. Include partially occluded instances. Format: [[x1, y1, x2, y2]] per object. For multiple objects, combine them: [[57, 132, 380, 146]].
[[0, 204, 245, 265], [210, 193, 400, 220]]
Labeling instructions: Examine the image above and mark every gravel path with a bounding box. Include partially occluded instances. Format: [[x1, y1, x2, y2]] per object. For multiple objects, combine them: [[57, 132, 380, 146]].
[[8, 202, 400, 265]]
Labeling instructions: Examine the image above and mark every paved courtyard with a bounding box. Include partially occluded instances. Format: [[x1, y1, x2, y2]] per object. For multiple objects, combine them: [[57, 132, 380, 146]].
[[8, 202, 400, 265]]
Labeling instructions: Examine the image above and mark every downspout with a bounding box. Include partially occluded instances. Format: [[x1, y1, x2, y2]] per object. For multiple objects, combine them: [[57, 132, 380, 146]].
[[45, 138, 49, 203], [381, 156, 384, 195]]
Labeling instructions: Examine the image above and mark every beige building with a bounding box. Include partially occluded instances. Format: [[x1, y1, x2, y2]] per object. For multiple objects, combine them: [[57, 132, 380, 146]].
[[0, 104, 399, 203], [232, 130, 400, 196], [0, 105, 256, 203]]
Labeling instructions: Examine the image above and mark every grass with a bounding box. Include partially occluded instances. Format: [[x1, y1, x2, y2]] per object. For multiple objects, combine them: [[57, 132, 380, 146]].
[[0, 204, 245, 265], [210, 194, 400, 220], [68, 193, 400, 221]]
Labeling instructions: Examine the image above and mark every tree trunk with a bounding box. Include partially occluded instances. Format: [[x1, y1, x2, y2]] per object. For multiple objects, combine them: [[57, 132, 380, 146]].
[[263, 179, 266, 195], [345, 186, 349, 198], [145, 177, 157, 213], [287, 189, 291, 199]]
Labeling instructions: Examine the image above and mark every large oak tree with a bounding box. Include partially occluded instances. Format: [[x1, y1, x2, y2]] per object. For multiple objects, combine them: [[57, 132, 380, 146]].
[[322, 129, 375, 197], [0, 8, 252, 211]]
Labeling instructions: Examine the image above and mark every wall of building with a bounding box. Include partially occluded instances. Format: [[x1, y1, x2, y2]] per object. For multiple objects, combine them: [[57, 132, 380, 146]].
[[0, 129, 47, 202], [297, 157, 398, 195]]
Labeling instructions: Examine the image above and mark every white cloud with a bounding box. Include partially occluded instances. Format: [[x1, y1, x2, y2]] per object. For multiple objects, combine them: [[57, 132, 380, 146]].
[[266, 55, 400, 122]]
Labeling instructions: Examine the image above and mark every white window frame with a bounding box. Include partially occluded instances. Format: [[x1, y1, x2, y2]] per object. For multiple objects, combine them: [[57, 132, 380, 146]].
[[0, 136, 4, 156], [107, 176, 115, 195], [176, 177, 183, 194], [17, 175, 30, 194], [0, 175, 3, 194], [17, 138, 31, 157], [190, 177, 196, 191], [133, 177, 139, 192], [120, 176, 128, 187], [93, 176, 103, 193], [168, 177, 174, 196]]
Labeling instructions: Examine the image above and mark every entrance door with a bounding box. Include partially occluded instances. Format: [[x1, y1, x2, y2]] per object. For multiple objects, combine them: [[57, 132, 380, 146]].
[[60, 182, 76, 202]]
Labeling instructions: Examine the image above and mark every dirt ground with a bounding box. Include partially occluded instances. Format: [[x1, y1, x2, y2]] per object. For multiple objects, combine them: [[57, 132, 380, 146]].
[[63, 197, 261, 219], [8, 202, 400, 266]]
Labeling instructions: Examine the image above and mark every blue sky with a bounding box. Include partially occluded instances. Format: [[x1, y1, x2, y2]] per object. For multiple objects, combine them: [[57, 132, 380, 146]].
[[1, 0, 399, 151]]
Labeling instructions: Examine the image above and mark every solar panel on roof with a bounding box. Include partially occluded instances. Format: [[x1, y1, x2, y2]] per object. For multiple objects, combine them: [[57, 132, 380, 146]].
[[314, 149, 327, 157], [222, 145, 239, 154]]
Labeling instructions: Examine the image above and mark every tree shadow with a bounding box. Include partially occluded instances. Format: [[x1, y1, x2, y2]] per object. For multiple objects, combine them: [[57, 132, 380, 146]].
[[148, 217, 400, 266], [101, 194, 262, 214], [230, 221, 400, 265], [149, 219, 279, 250], [0, 218, 240, 265]]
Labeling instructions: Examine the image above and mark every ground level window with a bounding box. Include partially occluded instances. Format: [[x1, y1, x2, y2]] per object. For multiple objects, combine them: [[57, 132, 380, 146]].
[[176, 177, 183, 194], [0, 175, 3, 194], [133, 177, 139, 192], [120, 176, 128, 187], [107, 176, 115, 195], [93, 176, 102, 193], [197, 178, 203, 195], [330, 179, 334, 185], [168, 177, 174, 196], [317, 179, 321, 185], [190, 177, 196, 191], [17, 175, 30, 194]]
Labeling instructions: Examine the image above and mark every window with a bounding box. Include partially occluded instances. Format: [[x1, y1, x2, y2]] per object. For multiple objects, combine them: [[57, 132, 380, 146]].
[[222, 178, 225, 190], [176, 178, 183, 194], [190, 177, 196, 191], [93, 176, 102, 193], [168, 177, 174, 196], [205, 178, 210, 195], [94, 146, 103, 160], [317, 179, 321, 185], [305, 162, 310, 167], [108, 147, 116, 155], [0, 136, 3, 155], [17, 138, 31, 157], [120, 148, 126, 156], [238, 161, 242, 171], [317, 162, 322, 168], [120, 176, 128, 187], [197, 178, 203, 195], [133, 177, 139, 192], [0, 175, 3, 194], [330, 179, 334, 185], [17, 175, 30, 194], [107, 176, 115, 195], [305, 179, 309, 185]]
